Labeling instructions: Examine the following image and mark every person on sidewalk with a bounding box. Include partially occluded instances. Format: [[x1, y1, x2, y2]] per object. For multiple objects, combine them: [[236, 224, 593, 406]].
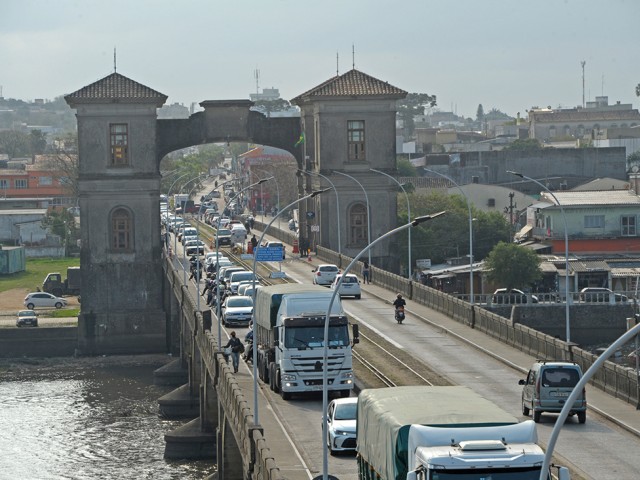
[[224, 331, 244, 373], [363, 260, 371, 284]]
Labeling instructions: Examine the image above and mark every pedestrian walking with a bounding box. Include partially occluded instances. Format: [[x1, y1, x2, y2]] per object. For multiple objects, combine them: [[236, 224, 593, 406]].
[[363, 260, 371, 284], [224, 331, 244, 373]]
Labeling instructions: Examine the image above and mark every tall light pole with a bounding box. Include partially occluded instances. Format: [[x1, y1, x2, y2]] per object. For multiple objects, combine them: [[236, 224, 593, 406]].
[[334, 171, 371, 266], [508, 170, 571, 343], [298, 169, 342, 255], [320, 211, 446, 480], [370, 168, 412, 279], [215, 177, 272, 349], [187, 176, 212, 313], [255, 168, 280, 230], [174, 174, 206, 279], [423, 168, 475, 305], [250, 187, 329, 425]]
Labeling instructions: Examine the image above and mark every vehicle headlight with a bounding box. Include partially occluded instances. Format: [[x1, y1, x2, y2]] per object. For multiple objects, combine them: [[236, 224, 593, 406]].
[[282, 374, 296, 381], [336, 430, 352, 436], [341, 372, 353, 379]]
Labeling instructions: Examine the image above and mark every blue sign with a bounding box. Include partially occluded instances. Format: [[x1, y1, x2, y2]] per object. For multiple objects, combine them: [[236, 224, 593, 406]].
[[255, 247, 284, 262]]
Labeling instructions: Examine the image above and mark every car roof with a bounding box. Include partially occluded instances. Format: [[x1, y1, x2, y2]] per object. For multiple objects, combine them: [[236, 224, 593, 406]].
[[330, 396, 358, 406]]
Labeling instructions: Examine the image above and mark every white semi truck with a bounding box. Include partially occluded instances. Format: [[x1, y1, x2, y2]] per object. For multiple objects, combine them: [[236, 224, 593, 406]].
[[357, 386, 570, 480], [254, 284, 359, 400]]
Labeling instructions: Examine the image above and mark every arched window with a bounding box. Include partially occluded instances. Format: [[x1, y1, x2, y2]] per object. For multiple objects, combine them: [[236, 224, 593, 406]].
[[111, 207, 133, 251], [349, 203, 368, 247], [564, 125, 571, 136], [548, 126, 556, 138], [577, 125, 585, 136]]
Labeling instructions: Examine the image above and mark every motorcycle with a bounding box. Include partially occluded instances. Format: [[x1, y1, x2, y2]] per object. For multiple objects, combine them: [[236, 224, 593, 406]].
[[395, 306, 405, 324], [243, 329, 254, 363]]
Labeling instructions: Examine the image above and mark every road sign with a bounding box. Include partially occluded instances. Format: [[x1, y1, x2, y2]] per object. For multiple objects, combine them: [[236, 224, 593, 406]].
[[255, 247, 284, 262], [270, 271, 287, 279], [306, 211, 315, 219], [310, 225, 320, 232], [240, 254, 254, 260]]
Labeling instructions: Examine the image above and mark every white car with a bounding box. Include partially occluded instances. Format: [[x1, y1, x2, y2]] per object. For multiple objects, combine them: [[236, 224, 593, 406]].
[[221, 295, 254, 327], [24, 292, 68, 309], [326, 397, 357, 454], [312, 264, 340, 286], [331, 274, 361, 299]]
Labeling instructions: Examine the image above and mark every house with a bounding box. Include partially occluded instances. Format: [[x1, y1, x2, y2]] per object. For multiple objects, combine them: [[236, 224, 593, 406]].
[[526, 189, 640, 255]]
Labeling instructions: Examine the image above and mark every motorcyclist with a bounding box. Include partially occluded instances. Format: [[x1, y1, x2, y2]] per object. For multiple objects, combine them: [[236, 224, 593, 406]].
[[243, 327, 254, 362], [392, 293, 406, 310]]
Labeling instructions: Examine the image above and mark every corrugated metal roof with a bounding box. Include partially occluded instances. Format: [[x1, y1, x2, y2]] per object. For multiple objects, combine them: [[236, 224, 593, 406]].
[[291, 69, 407, 103], [611, 267, 640, 278], [65, 72, 167, 105], [570, 260, 611, 272], [540, 190, 640, 206]]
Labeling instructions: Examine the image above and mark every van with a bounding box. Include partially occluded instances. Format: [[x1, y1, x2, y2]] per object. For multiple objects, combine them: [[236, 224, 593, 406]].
[[519, 361, 586, 423], [230, 224, 247, 243]]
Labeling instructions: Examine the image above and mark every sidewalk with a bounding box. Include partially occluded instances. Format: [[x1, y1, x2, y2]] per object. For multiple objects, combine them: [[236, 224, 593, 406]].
[[254, 219, 640, 439]]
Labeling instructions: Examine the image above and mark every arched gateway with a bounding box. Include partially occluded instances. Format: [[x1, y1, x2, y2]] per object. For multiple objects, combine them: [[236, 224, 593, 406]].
[[65, 70, 406, 355]]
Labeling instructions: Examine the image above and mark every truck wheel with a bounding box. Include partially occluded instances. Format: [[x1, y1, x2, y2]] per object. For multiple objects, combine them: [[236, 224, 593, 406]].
[[52, 289, 63, 297], [533, 410, 541, 423], [270, 363, 279, 393], [578, 411, 586, 424], [522, 402, 530, 416]]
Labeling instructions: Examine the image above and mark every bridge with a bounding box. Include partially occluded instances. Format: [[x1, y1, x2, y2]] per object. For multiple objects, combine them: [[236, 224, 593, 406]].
[[156, 215, 640, 479]]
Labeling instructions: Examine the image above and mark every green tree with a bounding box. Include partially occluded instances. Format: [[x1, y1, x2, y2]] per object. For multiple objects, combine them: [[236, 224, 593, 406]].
[[29, 129, 47, 157], [504, 138, 542, 151], [483, 242, 542, 290], [253, 98, 291, 118], [396, 93, 437, 139], [41, 209, 79, 256], [627, 151, 640, 167], [476, 104, 485, 123], [0, 130, 30, 158], [397, 158, 418, 177], [636, 83, 640, 97]]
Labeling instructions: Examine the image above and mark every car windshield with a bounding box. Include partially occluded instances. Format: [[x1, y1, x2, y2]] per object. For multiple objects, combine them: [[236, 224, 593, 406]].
[[18, 311, 35, 317], [227, 297, 253, 308], [284, 325, 349, 348], [218, 229, 231, 236], [339, 276, 358, 284], [321, 266, 338, 272], [334, 402, 357, 420], [231, 272, 256, 282]]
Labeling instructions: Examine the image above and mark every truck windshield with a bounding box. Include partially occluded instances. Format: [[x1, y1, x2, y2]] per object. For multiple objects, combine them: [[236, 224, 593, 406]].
[[429, 467, 544, 480], [284, 325, 349, 348]]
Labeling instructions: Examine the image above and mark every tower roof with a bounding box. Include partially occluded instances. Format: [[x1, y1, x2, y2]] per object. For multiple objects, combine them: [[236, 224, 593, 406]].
[[291, 69, 407, 104], [65, 72, 168, 106]]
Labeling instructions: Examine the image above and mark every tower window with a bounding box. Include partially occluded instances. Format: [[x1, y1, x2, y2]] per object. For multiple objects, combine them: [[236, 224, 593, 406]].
[[347, 120, 365, 161], [111, 207, 133, 250], [110, 124, 129, 166]]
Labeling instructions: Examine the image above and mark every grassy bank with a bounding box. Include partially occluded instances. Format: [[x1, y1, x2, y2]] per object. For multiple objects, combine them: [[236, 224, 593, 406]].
[[0, 258, 80, 294]]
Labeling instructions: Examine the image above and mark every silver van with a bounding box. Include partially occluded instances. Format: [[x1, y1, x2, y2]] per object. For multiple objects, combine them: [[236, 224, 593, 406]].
[[519, 361, 587, 423]]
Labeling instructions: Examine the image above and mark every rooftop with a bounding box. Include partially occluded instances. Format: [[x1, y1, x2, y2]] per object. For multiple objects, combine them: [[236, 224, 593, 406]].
[[539, 190, 640, 206]]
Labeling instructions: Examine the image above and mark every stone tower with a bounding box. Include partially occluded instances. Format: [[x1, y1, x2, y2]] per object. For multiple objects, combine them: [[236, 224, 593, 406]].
[[291, 69, 407, 269], [65, 73, 168, 355]]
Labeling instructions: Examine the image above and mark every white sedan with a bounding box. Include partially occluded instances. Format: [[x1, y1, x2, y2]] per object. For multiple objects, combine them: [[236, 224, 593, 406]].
[[330, 274, 361, 299], [24, 292, 68, 309], [326, 397, 357, 454], [221, 295, 253, 327]]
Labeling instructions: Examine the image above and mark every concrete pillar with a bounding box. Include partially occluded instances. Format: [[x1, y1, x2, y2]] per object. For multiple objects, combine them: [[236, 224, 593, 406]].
[[217, 410, 244, 480]]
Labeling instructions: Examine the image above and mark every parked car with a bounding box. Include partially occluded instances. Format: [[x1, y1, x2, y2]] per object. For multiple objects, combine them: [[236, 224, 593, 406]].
[[24, 292, 68, 309], [579, 287, 628, 303], [330, 274, 361, 299], [16, 310, 38, 327], [221, 295, 254, 327], [312, 264, 340, 286], [519, 361, 586, 424], [492, 288, 538, 304], [325, 397, 357, 454]]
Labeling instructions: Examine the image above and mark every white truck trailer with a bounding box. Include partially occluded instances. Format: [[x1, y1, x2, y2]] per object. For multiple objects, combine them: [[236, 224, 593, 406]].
[[254, 284, 359, 400], [357, 386, 570, 480]]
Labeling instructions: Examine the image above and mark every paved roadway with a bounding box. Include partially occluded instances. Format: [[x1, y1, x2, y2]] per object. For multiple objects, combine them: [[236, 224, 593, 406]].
[[233, 224, 640, 480]]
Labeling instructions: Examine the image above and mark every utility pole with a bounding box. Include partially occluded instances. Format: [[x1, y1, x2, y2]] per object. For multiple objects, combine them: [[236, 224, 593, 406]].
[[505, 192, 516, 241]]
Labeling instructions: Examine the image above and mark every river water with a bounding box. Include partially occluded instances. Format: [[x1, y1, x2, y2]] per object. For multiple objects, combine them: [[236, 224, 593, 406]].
[[0, 355, 213, 480]]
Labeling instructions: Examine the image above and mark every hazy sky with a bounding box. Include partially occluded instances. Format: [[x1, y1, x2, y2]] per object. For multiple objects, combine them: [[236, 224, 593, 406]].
[[2, 0, 640, 118]]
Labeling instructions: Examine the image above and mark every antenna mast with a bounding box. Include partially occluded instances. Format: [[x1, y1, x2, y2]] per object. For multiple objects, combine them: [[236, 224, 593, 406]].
[[352, 44, 355, 69], [114, 47, 117, 73], [336, 52, 339, 76], [581, 60, 586, 108], [254, 69, 260, 95]]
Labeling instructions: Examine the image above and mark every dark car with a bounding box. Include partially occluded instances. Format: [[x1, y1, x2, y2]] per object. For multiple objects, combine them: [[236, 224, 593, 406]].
[[16, 310, 38, 327], [492, 288, 539, 304], [215, 228, 232, 246], [579, 287, 627, 303]]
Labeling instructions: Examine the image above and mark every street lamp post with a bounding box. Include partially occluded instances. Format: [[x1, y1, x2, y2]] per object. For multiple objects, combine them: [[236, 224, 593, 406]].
[[187, 177, 212, 313], [298, 169, 342, 255], [334, 171, 371, 266], [370, 168, 412, 279], [215, 177, 272, 349], [508, 171, 571, 344], [320, 211, 446, 480], [250, 187, 329, 426], [175, 174, 206, 283], [423, 168, 475, 304], [255, 169, 281, 230]]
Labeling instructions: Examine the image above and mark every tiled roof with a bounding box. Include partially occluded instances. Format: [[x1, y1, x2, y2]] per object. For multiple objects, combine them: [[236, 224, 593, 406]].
[[291, 69, 407, 103], [530, 109, 640, 123], [65, 73, 167, 105], [540, 190, 640, 206]]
